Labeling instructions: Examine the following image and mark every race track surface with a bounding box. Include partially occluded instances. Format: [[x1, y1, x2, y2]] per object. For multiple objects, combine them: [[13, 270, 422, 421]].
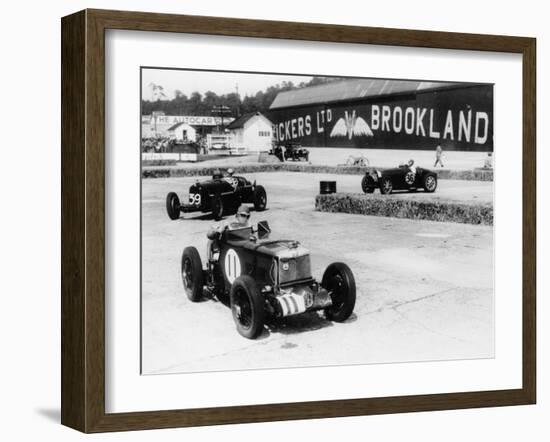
[[141, 172, 494, 374]]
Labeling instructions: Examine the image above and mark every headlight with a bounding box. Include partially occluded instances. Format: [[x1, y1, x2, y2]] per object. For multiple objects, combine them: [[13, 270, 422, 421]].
[[270, 259, 278, 284]]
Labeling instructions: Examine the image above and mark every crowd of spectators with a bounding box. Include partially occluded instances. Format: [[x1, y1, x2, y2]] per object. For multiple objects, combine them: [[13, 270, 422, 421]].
[[141, 136, 210, 155], [141, 137, 174, 153]]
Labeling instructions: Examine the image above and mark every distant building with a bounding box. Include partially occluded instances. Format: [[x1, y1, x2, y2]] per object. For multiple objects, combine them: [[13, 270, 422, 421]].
[[141, 115, 235, 139], [226, 112, 273, 153], [268, 78, 493, 152], [167, 122, 197, 143]]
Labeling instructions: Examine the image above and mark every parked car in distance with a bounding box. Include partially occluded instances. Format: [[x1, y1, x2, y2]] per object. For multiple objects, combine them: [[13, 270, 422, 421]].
[[270, 142, 309, 162]]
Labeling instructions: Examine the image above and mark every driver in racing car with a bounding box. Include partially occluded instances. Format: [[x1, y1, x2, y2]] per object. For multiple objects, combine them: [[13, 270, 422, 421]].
[[206, 205, 252, 263], [406, 158, 417, 174]]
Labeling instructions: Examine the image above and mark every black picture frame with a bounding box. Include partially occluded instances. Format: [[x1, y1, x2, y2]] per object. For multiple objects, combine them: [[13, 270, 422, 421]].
[[61, 9, 536, 433]]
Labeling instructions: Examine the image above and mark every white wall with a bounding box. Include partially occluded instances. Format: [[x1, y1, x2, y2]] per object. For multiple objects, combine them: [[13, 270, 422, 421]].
[[0, 1, 547, 441], [170, 123, 197, 142], [231, 116, 273, 151], [245, 117, 273, 151]]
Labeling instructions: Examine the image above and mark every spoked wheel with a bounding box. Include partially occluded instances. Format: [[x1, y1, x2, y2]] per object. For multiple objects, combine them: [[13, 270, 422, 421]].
[[230, 275, 264, 339], [361, 175, 375, 193], [423, 174, 438, 193], [322, 262, 356, 322], [181, 247, 204, 302], [166, 192, 181, 220], [380, 177, 393, 195], [253, 185, 267, 211]]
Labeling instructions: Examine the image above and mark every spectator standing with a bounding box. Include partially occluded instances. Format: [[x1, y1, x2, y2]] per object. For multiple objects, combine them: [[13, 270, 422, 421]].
[[434, 144, 444, 167]]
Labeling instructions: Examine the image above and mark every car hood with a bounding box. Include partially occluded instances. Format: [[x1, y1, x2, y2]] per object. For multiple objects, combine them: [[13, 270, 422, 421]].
[[191, 176, 242, 192], [251, 240, 310, 259], [379, 166, 431, 175]]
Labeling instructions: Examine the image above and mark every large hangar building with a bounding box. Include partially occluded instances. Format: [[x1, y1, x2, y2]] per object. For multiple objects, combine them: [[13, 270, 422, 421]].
[[268, 79, 493, 152]]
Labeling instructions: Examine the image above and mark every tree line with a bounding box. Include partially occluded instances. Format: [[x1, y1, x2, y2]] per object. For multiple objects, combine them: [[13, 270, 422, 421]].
[[141, 76, 343, 117]]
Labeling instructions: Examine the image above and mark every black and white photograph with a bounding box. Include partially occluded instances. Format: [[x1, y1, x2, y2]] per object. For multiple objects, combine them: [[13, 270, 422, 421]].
[[140, 68, 494, 375]]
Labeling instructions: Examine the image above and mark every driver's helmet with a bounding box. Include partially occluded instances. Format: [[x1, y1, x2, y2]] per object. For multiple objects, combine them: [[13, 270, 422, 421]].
[[213, 168, 223, 179], [227, 168, 234, 176]]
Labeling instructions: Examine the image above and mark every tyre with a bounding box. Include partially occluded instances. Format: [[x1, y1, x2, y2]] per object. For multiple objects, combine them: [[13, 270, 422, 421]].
[[322, 262, 356, 322], [379, 177, 393, 195], [166, 192, 181, 220], [423, 174, 438, 193], [361, 175, 375, 193], [181, 247, 204, 302], [253, 185, 267, 211], [211, 194, 224, 220], [230, 275, 265, 339]]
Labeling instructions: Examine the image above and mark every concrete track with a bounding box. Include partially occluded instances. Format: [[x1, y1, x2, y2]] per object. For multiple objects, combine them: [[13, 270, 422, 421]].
[[141, 172, 494, 374]]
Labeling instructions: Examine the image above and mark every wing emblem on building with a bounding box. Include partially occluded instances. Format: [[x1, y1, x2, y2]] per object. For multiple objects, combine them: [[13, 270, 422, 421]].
[[330, 110, 374, 140]]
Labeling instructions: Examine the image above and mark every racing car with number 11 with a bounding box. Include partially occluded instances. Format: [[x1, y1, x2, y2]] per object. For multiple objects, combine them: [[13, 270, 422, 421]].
[[181, 221, 356, 339]]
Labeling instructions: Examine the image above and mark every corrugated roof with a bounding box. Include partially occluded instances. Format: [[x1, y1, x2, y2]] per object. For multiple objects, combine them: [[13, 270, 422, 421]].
[[226, 112, 272, 130], [269, 79, 474, 109], [226, 113, 255, 130]]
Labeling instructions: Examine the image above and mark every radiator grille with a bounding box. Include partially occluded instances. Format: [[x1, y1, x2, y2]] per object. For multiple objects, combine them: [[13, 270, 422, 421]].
[[279, 256, 311, 284]]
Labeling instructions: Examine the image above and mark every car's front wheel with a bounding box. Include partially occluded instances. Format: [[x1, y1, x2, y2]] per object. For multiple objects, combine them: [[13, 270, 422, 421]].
[[322, 262, 356, 322], [253, 185, 267, 211], [181, 246, 204, 302], [166, 192, 180, 220], [230, 275, 265, 339], [423, 174, 438, 193]]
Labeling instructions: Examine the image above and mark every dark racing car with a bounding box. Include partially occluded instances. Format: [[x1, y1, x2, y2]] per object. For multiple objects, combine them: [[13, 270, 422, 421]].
[[361, 160, 438, 194], [166, 170, 267, 221], [271, 142, 309, 162], [181, 221, 356, 339], [284, 142, 309, 162]]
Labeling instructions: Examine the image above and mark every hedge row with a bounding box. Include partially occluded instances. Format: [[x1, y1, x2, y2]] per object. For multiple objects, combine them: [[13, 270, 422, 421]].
[[141, 163, 493, 181], [142, 168, 171, 178], [437, 168, 493, 181], [141, 159, 177, 167], [315, 193, 493, 225]]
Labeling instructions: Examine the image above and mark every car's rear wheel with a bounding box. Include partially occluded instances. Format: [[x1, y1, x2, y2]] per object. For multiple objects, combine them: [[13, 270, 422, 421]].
[[181, 247, 204, 302], [230, 275, 265, 339], [253, 185, 267, 211], [166, 192, 180, 220], [379, 177, 393, 195], [423, 174, 438, 193], [322, 262, 356, 322], [211, 194, 224, 220], [361, 175, 375, 193]]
